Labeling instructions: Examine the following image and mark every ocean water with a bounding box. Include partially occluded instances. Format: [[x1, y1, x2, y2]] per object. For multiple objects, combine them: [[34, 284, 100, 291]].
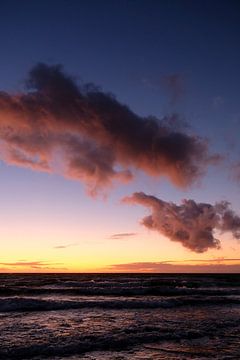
[[0, 274, 239, 359]]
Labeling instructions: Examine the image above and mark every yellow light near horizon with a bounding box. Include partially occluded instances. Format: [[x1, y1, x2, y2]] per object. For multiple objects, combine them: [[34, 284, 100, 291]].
[[0, 224, 239, 273]]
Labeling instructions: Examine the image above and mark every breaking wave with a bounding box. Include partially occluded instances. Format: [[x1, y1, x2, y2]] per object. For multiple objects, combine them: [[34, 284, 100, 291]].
[[0, 295, 239, 313]]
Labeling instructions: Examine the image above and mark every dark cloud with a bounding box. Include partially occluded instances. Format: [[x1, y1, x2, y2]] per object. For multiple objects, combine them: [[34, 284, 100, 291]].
[[110, 232, 137, 239], [123, 192, 240, 253], [0, 63, 215, 194], [107, 261, 240, 273]]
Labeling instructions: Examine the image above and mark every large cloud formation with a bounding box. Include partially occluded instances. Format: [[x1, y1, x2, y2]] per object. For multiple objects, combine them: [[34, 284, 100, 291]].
[[0, 63, 215, 194], [123, 192, 240, 253]]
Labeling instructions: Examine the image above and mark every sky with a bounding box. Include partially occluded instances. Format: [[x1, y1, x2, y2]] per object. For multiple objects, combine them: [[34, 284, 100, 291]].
[[0, 0, 240, 272]]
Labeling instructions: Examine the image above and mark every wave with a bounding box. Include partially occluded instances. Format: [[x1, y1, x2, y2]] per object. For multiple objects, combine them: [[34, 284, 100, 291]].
[[1, 273, 239, 287], [1, 318, 239, 360], [0, 324, 225, 359], [0, 295, 239, 313], [0, 274, 240, 299], [1, 286, 240, 297]]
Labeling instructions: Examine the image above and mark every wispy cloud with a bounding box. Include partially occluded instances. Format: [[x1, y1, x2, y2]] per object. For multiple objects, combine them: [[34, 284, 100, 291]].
[[162, 73, 185, 105], [141, 73, 185, 105], [0, 63, 217, 195], [0, 260, 64, 270], [109, 232, 137, 240], [53, 243, 79, 249], [123, 192, 240, 253], [212, 95, 225, 109], [181, 258, 240, 263], [107, 259, 240, 273], [231, 162, 240, 183]]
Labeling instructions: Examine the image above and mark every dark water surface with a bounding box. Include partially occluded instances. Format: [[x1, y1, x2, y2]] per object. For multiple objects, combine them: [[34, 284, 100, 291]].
[[0, 273, 239, 359]]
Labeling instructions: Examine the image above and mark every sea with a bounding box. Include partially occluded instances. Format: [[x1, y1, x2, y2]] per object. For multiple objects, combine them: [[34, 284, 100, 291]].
[[0, 273, 239, 359]]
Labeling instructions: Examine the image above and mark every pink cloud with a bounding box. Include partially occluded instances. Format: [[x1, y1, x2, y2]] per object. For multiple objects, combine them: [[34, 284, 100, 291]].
[[107, 260, 240, 273], [123, 192, 240, 253]]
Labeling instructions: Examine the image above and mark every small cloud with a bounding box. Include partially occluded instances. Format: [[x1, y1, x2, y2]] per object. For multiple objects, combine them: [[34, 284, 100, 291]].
[[162, 73, 185, 105], [109, 232, 137, 240], [141, 73, 185, 105], [181, 258, 240, 263], [212, 96, 225, 109], [231, 162, 240, 183], [53, 242, 79, 249]]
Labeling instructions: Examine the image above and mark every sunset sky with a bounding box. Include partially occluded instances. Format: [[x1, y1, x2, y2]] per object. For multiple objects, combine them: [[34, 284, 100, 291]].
[[0, 0, 240, 272]]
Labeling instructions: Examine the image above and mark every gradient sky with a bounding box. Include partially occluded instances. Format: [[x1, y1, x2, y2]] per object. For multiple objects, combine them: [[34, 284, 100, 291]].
[[0, 0, 240, 272]]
